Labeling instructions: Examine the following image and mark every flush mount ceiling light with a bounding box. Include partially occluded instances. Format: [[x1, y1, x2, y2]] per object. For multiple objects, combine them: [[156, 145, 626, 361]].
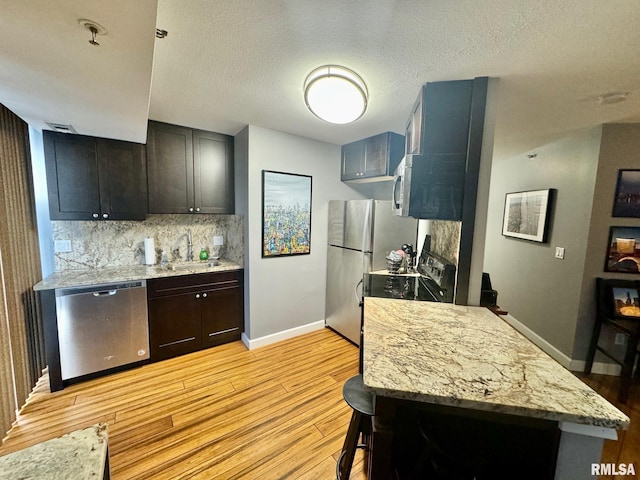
[[304, 65, 368, 124]]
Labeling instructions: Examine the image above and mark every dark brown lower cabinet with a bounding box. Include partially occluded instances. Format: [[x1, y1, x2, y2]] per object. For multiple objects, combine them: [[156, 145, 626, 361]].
[[147, 270, 244, 362]]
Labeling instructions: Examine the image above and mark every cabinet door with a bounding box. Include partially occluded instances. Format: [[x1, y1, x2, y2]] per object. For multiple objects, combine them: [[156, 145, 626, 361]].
[[97, 139, 147, 220], [341, 141, 365, 180], [148, 293, 202, 361], [147, 121, 194, 213], [363, 134, 388, 177], [423, 81, 473, 155], [201, 284, 243, 347], [193, 130, 234, 214], [44, 131, 100, 220]]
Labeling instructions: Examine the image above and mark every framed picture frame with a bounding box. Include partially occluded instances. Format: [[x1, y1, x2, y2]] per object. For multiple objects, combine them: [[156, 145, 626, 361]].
[[611, 285, 640, 318], [501, 189, 552, 243], [604, 226, 640, 274], [262, 170, 312, 258], [612, 169, 640, 218]]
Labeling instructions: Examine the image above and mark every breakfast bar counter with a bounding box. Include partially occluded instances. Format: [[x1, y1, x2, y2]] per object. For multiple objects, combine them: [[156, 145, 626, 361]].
[[362, 298, 629, 479]]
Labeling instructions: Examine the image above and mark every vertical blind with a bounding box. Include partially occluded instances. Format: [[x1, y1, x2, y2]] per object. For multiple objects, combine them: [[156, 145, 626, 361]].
[[0, 104, 45, 444]]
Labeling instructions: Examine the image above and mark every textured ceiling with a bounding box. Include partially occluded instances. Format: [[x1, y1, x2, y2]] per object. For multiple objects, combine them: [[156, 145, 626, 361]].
[[1, 1, 639, 161]]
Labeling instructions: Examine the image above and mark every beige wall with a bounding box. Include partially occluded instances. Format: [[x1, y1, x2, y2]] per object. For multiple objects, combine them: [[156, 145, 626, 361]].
[[236, 125, 367, 342], [483, 127, 602, 359], [574, 124, 640, 362]]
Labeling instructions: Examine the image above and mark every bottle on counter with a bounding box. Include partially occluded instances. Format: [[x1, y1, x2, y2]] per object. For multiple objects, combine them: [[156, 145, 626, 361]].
[[199, 247, 209, 261]]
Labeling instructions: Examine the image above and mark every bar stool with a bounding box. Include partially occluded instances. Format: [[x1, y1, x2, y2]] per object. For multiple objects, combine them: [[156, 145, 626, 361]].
[[336, 374, 374, 480]]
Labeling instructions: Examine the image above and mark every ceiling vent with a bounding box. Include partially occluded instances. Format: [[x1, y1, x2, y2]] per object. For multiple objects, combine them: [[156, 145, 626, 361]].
[[46, 122, 77, 134]]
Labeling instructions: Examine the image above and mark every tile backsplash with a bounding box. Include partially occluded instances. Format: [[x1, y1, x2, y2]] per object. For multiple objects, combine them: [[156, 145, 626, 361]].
[[52, 214, 244, 271], [430, 220, 461, 265]]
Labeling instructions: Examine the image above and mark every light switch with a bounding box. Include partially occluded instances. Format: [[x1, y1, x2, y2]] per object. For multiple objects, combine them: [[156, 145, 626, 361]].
[[554, 247, 565, 259], [213, 235, 224, 246]]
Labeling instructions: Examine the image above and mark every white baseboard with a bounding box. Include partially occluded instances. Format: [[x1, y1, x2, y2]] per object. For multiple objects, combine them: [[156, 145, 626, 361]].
[[499, 314, 621, 376], [241, 320, 325, 350]]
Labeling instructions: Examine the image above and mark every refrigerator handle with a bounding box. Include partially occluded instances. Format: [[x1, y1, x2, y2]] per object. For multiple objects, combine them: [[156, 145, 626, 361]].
[[363, 251, 372, 277], [361, 200, 372, 253], [355, 278, 363, 306]]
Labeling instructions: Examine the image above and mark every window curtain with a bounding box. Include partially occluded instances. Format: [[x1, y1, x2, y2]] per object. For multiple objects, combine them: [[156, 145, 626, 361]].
[[0, 104, 45, 444]]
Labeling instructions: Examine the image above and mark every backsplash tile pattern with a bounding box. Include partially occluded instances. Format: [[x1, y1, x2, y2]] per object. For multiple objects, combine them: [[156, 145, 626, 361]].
[[52, 214, 244, 271], [431, 220, 461, 265]]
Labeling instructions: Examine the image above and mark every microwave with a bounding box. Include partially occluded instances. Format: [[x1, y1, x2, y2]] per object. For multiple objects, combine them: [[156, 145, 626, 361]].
[[392, 153, 466, 220], [392, 155, 412, 216]]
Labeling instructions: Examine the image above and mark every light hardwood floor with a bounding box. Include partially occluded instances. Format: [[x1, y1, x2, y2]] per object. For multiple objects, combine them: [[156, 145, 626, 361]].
[[1, 328, 638, 479], [578, 372, 639, 480], [0, 329, 367, 479]]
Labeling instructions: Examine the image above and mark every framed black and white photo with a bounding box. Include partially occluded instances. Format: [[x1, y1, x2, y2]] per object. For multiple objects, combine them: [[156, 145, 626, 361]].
[[502, 189, 552, 243], [612, 169, 640, 218], [262, 170, 312, 258]]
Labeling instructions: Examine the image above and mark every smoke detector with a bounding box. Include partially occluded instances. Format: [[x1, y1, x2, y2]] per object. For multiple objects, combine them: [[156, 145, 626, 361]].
[[598, 92, 630, 105]]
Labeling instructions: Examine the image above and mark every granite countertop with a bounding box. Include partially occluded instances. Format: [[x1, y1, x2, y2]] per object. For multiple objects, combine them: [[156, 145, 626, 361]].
[[34, 258, 242, 291], [363, 298, 630, 430], [0, 423, 108, 479]]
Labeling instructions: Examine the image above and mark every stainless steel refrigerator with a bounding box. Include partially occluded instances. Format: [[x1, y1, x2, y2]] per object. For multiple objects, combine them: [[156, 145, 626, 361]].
[[325, 199, 418, 344]]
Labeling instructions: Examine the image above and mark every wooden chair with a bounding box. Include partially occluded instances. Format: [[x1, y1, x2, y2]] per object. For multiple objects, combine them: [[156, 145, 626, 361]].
[[584, 277, 640, 403]]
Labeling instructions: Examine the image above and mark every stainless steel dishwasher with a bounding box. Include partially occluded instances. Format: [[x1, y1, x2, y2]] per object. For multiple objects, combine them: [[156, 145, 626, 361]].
[[55, 280, 149, 380]]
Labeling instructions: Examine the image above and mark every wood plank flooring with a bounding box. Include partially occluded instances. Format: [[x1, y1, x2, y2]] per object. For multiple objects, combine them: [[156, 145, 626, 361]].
[[0, 327, 637, 479], [0, 329, 367, 479], [578, 373, 639, 480]]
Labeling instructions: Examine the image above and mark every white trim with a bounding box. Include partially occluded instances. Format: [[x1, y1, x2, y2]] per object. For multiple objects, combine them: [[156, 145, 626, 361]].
[[559, 422, 618, 440], [499, 314, 621, 375], [241, 320, 325, 350]]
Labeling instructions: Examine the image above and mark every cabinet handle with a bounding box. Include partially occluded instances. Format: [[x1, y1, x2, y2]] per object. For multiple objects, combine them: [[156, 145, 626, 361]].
[[189, 207, 194, 213], [102, 213, 109, 219], [202, 292, 207, 298], [92, 213, 99, 218], [195, 293, 200, 299], [195, 207, 201, 212]]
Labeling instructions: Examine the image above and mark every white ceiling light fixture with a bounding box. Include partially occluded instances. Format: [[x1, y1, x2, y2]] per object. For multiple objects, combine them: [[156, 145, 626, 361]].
[[304, 65, 368, 124]]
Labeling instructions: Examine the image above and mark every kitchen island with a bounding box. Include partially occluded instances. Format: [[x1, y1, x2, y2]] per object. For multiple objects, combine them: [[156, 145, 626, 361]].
[[0, 423, 109, 479], [363, 298, 629, 480]]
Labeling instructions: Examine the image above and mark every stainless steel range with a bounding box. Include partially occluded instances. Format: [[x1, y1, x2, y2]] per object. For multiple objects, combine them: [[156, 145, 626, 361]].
[[363, 237, 456, 303]]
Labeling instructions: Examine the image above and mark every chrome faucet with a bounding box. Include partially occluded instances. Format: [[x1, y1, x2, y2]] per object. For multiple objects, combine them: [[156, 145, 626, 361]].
[[186, 229, 193, 262]]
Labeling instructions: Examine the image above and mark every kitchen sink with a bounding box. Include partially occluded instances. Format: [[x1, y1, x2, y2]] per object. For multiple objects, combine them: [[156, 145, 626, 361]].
[[155, 260, 219, 272]]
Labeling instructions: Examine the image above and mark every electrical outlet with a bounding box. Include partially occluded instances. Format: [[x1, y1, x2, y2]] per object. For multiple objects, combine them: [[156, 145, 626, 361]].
[[54, 239, 72, 253], [213, 235, 224, 246], [615, 333, 626, 346], [554, 247, 565, 259]]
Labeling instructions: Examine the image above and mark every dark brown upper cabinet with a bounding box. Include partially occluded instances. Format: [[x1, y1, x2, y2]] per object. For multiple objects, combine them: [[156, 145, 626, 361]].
[[341, 131, 404, 183], [146, 121, 234, 214], [43, 130, 147, 221]]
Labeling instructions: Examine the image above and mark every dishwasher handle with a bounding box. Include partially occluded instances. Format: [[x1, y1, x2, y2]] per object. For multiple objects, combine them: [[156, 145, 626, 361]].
[[92, 290, 117, 297]]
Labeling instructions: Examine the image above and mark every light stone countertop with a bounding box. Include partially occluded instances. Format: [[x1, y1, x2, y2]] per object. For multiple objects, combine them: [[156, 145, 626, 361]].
[[363, 298, 630, 430], [0, 423, 108, 479], [34, 258, 242, 291]]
